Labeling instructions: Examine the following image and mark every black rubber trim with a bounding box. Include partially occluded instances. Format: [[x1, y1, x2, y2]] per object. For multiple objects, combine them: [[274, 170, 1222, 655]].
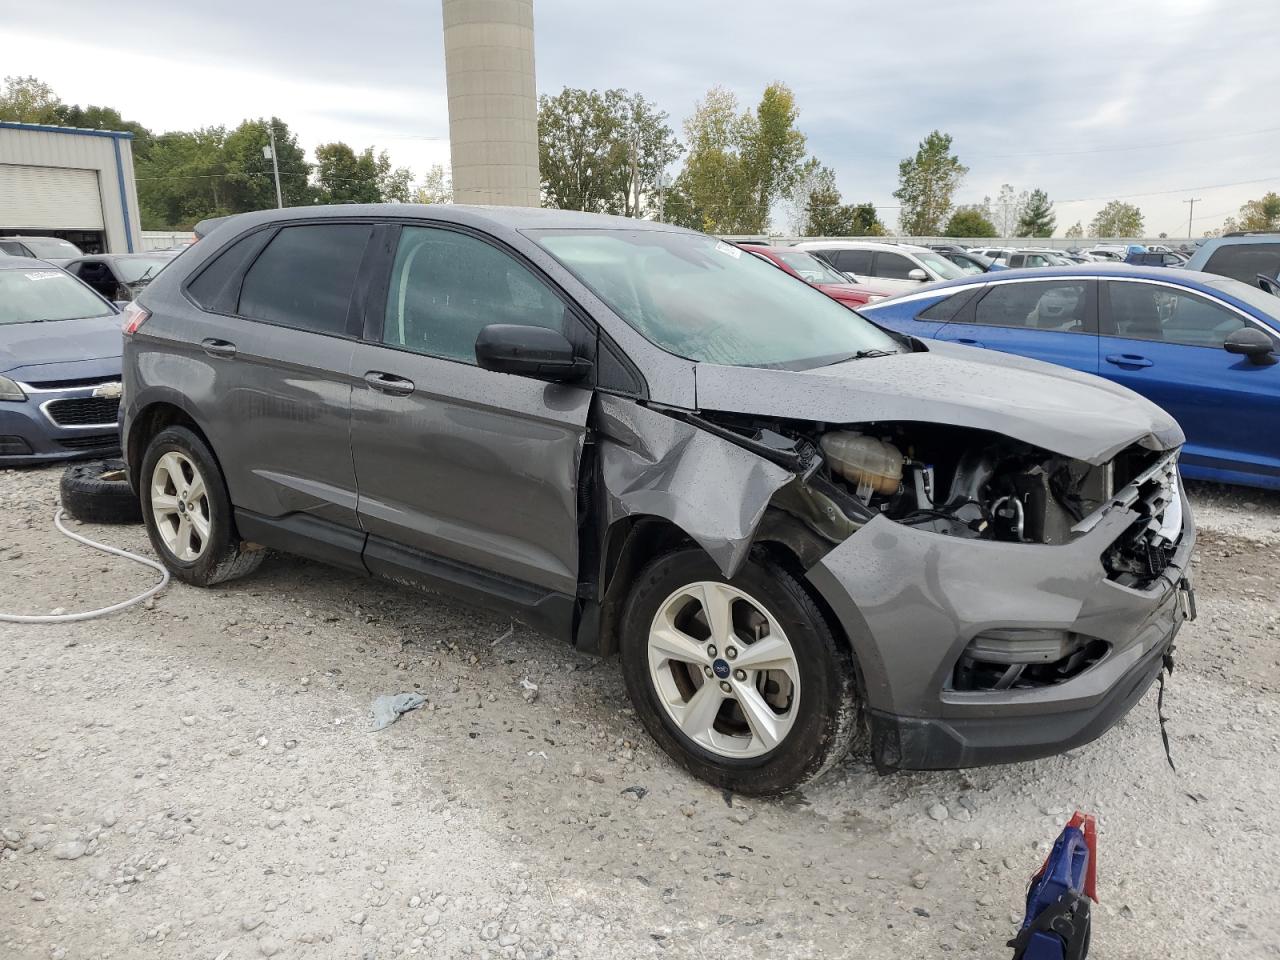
[[364, 535, 577, 643], [870, 635, 1175, 771], [233, 509, 369, 573]]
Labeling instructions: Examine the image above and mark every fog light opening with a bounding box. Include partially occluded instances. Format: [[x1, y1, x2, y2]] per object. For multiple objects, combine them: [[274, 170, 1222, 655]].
[[952, 630, 1108, 692]]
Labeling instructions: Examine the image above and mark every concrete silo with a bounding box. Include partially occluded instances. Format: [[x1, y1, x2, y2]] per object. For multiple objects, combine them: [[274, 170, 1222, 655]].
[[441, 0, 541, 207]]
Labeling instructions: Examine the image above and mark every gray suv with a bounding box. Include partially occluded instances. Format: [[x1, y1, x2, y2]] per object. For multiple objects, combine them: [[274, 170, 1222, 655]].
[[122, 205, 1196, 794]]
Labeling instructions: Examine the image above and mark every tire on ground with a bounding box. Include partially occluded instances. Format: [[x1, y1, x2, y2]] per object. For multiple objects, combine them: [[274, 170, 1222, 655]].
[[60, 459, 143, 525], [139, 425, 265, 587], [619, 545, 860, 796]]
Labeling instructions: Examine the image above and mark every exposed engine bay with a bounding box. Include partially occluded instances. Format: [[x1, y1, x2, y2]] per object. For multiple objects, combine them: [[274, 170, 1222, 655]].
[[686, 411, 1181, 576]]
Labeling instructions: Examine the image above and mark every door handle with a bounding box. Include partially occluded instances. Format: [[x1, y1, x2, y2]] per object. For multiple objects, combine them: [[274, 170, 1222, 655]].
[[956, 337, 985, 347], [201, 338, 237, 359], [1105, 353, 1153, 369], [363, 371, 416, 396]]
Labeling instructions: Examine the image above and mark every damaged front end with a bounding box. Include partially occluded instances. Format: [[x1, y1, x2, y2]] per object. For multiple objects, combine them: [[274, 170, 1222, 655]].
[[588, 390, 1193, 772]]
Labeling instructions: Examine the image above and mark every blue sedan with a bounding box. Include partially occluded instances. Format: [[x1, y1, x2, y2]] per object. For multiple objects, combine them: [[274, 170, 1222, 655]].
[[859, 263, 1280, 490], [0, 258, 124, 465]]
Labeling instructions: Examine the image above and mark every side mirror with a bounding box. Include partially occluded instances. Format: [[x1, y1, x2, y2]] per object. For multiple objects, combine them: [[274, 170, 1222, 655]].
[[907, 268, 928, 282], [475, 324, 592, 382], [1223, 327, 1277, 365]]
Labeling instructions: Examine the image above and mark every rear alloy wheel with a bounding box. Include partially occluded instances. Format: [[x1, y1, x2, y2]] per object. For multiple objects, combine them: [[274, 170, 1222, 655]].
[[150, 451, 210, 562], [140, 425, 265, 587], [621, 547, 859, 795]]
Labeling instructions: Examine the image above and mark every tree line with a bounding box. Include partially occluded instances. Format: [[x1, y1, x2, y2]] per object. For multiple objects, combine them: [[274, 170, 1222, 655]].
[[0, 76, 452, 229], [7, 74, 1276, 239]]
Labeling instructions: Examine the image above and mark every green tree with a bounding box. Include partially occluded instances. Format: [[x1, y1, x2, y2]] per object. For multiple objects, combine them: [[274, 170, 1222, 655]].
[[740, 83, 806, 232], [135, 127, 230, 228], [222, 118, 312, 210], [944, 206, 997, 238], [0, 75, 60, 121], [379, 161, 414, 203], [538, 87, 627, 213], [314, 142, 384, 204], [620, 93, 682, 218], [676, 84, 807, 233], [1236, 191, 1280, 232], [675, 86, 752, 232], [413, 164, 453, 204], [893, 131, 968, 235], [1016, 188, 1056, 237], [793, 163, 884, 236], [1090, 200, 1144, 237], [1064, 221, 1085, 239]]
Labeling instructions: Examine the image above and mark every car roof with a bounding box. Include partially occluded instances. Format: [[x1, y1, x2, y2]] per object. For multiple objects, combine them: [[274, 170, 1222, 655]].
[[893, 261, 1242, 295], [0, 256, 59, 270], [197, 204, 690, 244], [794, 240, 932, 253]]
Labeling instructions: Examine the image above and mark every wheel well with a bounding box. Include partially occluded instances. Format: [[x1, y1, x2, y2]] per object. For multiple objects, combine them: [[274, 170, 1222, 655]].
[[590, 516, 694, 656], [126, 403, 210, 490]]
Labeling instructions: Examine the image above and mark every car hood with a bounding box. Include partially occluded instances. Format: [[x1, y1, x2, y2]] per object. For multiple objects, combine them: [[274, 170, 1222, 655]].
[[694, 339, 1183, 465], [0, 315, 122, 376]]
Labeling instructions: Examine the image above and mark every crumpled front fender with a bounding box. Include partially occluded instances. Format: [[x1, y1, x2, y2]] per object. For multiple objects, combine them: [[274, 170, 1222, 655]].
[[594, 395, 792, 578]]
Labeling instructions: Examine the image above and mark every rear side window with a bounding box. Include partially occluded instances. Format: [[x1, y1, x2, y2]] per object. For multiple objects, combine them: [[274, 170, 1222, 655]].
[[875, 252, 916, 280], [973, 281, 1090, 331], [1203, 243, 1280, 285], [829, 249, 873, 275], [238, 224, 372, 335]]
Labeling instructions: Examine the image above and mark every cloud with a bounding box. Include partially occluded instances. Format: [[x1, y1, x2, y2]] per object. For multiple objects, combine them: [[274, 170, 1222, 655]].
[[5, 0, 1277, 235]]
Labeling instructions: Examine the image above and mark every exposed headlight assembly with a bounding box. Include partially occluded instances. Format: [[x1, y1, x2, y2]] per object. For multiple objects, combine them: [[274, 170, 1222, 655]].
[[0, 375, 27, 402]]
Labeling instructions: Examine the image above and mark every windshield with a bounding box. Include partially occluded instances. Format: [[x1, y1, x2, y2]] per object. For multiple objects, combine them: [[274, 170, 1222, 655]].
[[0, 269, 114, 325], [531, 229, 902, 368], [914, 251, 966, 280], [767, 249, 850, 285], [115, 257, 171, 283], [946, 253, 987, 275], [20, 237, 82, 258], [1203, 275, 1280, 316]]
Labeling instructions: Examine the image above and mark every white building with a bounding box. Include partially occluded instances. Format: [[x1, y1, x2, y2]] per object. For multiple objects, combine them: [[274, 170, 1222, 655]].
[[0, 121, 143, 254]]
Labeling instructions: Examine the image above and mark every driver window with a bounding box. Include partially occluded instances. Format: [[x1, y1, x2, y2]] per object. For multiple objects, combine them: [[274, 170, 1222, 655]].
[[1107, 282, 1247, 347], [383, 226, 568, 363]]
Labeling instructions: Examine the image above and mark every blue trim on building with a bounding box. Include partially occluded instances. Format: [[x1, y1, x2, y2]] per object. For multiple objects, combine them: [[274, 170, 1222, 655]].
[[111, 138, 135, 253], [0, 120, 134, 139]]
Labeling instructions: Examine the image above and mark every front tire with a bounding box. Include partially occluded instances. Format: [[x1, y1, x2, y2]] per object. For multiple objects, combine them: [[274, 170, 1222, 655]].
[[620, 546, 859, 795], [140, 425, 264, 587]]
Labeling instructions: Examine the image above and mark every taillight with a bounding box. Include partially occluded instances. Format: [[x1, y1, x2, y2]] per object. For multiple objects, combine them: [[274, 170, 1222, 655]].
[[122, 301, 151, 335]]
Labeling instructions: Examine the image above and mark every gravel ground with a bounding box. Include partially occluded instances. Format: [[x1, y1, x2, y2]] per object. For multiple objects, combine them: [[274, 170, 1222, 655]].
[[2, 467, 1278, 960]]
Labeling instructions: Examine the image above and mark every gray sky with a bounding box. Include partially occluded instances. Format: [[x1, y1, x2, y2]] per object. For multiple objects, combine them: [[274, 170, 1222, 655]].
[[5, 0, 1278, 236]]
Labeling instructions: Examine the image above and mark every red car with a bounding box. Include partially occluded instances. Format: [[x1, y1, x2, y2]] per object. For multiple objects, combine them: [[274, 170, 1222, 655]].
[[741, 245, 892, 307]]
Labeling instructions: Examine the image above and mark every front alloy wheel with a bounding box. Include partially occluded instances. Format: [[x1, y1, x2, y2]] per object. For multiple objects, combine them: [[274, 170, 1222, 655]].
[[620, 547, 860, 795], [648, 581, 801, 758]]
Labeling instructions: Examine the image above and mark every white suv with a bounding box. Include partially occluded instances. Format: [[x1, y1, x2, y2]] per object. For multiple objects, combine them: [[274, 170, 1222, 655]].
[[792, 241, 967, 296]]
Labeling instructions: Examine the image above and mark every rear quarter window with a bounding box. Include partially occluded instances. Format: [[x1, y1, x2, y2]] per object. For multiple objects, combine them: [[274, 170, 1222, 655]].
[[1203, 243, 1280, 285], [186, 229, 274, 313], [917, 287, 979, 322]]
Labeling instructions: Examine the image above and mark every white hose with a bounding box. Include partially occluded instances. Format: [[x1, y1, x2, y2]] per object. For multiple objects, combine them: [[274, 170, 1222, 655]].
[[0, 508, 169, 624]]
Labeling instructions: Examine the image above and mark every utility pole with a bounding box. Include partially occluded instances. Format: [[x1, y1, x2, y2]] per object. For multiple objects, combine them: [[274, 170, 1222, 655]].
[[1184, 197, 1201, 239], [267, 120, 284, 209], [629, 131, 640, 218]]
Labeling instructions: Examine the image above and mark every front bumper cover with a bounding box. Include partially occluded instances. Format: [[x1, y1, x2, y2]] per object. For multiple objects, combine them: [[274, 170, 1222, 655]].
[[805, 480, 1195, 770]]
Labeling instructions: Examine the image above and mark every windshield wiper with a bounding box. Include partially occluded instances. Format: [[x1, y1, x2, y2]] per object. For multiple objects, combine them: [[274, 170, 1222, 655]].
[[134, 265, 158, 284]]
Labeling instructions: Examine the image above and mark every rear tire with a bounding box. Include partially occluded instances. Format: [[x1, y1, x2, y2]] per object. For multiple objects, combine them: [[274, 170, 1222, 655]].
[[139, 426, 264, 586], [620, 546, 859, 795]]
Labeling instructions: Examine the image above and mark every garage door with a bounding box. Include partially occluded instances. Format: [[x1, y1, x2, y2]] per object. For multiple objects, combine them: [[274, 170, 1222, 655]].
[[0, 164, 104, 230]]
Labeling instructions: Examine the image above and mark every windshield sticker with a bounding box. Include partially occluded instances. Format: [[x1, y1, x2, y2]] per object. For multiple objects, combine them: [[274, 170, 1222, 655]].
[[714, 241, 742, 260], [24, 271, 63, 282]]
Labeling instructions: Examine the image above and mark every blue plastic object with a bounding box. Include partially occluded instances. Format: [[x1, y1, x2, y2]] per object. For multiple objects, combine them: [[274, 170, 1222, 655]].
[[1009, 813, 1095, 960]]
